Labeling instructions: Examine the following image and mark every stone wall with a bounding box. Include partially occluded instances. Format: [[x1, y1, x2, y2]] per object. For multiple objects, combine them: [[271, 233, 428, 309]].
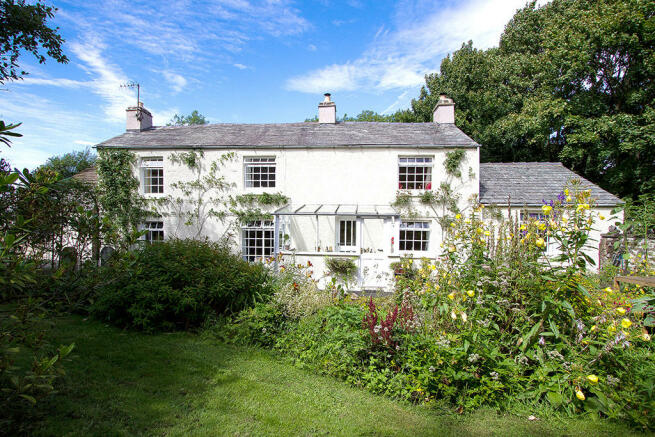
[[599, 228, 655, 271]]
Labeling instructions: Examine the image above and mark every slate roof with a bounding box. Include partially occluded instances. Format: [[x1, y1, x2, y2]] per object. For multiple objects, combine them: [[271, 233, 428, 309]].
[[71, 166, 98, 184], [96, 122, 480, 149], [479, 162, 621, 207]]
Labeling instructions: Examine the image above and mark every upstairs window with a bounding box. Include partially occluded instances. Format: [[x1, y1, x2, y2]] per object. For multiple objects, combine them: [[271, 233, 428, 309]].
[[399, 156, 432, 190], [144, 221, 164, 242], [399, 221, 430, 251], [338, 218, 357, 252], [244, 157, 276, 188], [141, 157, 164, 194]]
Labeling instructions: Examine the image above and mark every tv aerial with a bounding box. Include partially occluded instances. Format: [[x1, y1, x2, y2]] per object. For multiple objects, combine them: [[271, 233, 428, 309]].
[[120, 81, 143, 120], [120, 81, 141, 107]]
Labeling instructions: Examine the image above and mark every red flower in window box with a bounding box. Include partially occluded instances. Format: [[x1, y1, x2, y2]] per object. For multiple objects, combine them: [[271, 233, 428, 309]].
[[426, 182, 432, 190]]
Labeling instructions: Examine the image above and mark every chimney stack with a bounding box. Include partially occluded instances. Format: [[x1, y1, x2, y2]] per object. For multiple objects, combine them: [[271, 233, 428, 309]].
[[433, 94, 455, 124], [126, 102, 153, 131], [318, 93, 336, 124]]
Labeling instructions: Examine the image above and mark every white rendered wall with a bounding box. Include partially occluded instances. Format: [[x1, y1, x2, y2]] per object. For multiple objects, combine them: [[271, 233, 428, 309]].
[[484, 205, 622, 271], [133, 145, 481, 289]]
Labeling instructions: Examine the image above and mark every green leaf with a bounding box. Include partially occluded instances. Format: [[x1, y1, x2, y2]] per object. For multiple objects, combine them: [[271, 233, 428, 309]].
[[521, 322, 541, 352], [19, 394, 37, 405]]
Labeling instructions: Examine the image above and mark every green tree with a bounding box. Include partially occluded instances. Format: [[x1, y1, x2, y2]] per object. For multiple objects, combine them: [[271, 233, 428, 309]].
[[0, 0, 68, 84], [410, 0, 655, 198], [166, 110, 208, 126], [304, 109, 415, 123], [40, 148, 96, 178]]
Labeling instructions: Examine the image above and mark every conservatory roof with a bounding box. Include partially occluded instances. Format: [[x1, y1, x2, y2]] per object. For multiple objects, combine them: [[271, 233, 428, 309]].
[[272, 204, 400, 218]]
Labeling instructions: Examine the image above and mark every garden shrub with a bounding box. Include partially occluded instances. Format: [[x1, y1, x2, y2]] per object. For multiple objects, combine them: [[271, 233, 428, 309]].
[[91, 239, 273, 331], [275, 304, 368, 381], [217, 301, 285, 347], [271, 259, 334, 319], [216, 183, 654, 428]]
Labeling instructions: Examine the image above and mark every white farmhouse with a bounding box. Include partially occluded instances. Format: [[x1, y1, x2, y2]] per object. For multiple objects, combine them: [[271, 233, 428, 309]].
[[95, 94, 622, 291]]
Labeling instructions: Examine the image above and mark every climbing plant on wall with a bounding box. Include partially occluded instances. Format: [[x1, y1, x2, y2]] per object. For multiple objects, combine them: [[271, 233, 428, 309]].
[[161, 150, 236, 239], [229, 192, 290, 225], [96, 149, 149, 248]]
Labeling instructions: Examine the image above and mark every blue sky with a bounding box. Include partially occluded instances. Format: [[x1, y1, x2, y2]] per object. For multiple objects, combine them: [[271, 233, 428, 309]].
[[0, 0, 532, 170]]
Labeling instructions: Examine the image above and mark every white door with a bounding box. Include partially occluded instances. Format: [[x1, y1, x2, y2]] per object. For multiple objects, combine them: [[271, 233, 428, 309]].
[[359, 253, 389, 290]]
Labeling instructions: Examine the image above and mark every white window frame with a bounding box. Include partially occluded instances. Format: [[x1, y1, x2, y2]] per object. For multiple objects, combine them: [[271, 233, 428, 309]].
[[141, 157, 164, 194], [241, 220, 275, 262], [336, 217, 358, 253], [244, 156, 276, 188], [398, 156, 433, 191], [399, 220, 430, 252], [143, 221, 164, 242]]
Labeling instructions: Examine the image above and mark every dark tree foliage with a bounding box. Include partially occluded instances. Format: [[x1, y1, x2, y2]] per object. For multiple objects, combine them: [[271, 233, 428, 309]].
[[410, 0, 655, 198], [40, 148, 96, 178], [0, 0, 68, 84]]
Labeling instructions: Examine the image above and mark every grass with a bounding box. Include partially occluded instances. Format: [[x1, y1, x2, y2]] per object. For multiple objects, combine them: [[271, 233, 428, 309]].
[[24, 315, 645, 436]]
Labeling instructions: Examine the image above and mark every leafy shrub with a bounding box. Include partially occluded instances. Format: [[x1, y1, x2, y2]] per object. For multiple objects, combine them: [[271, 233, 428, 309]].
[[275, 304, 368, 381], [217, 302, 285, 347], [91, 239, 273, 331], [271, 259, 333, 319], [325, 257, 357, 283]]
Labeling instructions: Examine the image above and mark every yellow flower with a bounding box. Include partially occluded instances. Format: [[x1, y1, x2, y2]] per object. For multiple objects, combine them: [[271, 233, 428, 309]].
[[448, 292, 456, 300], [461, 312, 468, 322], [608, 325, 616, 333], [566, 196, 572, 202], [484, 230, 491, 236], [448, 245, 456, 253], [434, 285, 440, 291], [455, 214, 462, 220], [604, 287, 613, 294], [621, 318, 632, 329], [576, 203, 590, 213], [408, 259, 413, 264], [576, 390, 585, 401], [519, 224, 527, 231], [535, 238, 546, 248], [467, 289, 475, 297], [643, 332, 651, 341], [590, 325, 596, 332], [476, 227, 484, 235], [587, 375, 598, 384], [564, 189, 569, 196], [450, 222, 456, 228], [562, 216, 569, 224], [599, 214, 605, 220], [465, 219, 471, 224], [537, 222, 546, 231], [616, 307, 626, 315], [542, 205, 553, 215]]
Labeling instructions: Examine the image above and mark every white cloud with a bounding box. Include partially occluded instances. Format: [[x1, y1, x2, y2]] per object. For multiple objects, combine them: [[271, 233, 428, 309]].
[[161, 71, 188, 93], [382, 90, 411, 114], [286, 0, 535, 94], [17, 77, 88, 88], [69, 38, 134, 122], [74, 140, 96, 146], [233, 63, 248, 70], [307, 44, 317, 51]]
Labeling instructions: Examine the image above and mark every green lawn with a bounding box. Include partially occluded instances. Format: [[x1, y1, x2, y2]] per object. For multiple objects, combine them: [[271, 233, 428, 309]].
[[29, 316, 643, 436]]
